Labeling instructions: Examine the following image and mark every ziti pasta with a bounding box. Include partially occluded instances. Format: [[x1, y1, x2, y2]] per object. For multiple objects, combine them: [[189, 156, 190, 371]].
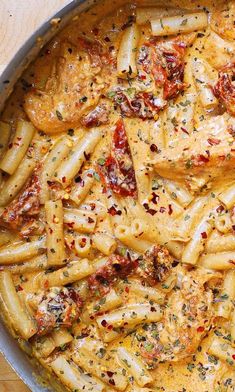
[[0, 0, 235, 391]]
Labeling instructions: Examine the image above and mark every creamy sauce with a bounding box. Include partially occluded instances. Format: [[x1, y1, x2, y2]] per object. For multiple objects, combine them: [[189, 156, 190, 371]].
[[0, 1, 235, 391]]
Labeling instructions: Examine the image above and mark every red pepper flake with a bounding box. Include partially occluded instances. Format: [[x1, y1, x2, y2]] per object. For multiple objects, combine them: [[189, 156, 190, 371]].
[[16, 285, 23, 292], [108, 206, 122, 216], [216, 205, 224, 213], [107, 371, 114, 377], [232, 354, 235, 360], [66, 222, 75, 229], [148, 208, 157, 215], [101, 320, 107, 327], [207, 138, 221, 146], [168, 204, 173, 215], [151, 192, 159, 205], [197, 326, 204, 333], [88, 217, 94, 223], [232, 225, 235, 231], [201, 232, 207, 239], [125, 286, 129, 293], [107, 324, 113, 330], [8, 143, 13, 149], [109, 379, 115, 386], [62, 176, 66, 183], [150, 144, 158, 152], [150, 306, 156, 312], [159, 206, 166, 213]]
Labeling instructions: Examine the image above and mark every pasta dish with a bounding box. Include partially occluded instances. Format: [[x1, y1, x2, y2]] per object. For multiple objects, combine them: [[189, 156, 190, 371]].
[[0, 0, 235, 391]]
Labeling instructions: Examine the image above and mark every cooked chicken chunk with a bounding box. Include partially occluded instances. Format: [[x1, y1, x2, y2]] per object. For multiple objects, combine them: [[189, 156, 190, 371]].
[[139, 268, 220, 364], [210, 1, 235, 41], [203, 31, 235, 70], [24, 39, 114, 133], [154, 114, 235, 183]]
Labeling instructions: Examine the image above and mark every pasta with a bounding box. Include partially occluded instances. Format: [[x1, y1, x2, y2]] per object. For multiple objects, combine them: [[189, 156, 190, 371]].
[[54, 129, 101, 188], [0, 120, 35, 175], [117, 23, 140, 79], [0, 1, 235, 391], [150, 12, 208, 36], [0, 156, 36, 206], [45, 200, 66, 266], [40, 136, 72, 204], [0, 121, 11, 159], [0, 271, 37, 339], [117, 347, 153, 387], [0, 237, 46, 265]]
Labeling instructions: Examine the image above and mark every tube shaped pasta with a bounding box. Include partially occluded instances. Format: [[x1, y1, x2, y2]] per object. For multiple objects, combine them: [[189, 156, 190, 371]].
[[51, 328, 73, 348], [0, 271, 37, 339], [40, 136, 72, 204], [70, 169, 95, 206], [151, 12, 208, 36], [205, 232, 235, 253], [55, 129, 101, 188], [136, 6, 187, 25], [208, 337, 235, 367], [0, 156, 36, 206], [83, 289, 122, 323], [50, 354, 105, 392], [115, 225, 153, 253], [128, 280, 165, 304], [219, 184, 235, 209], [73, 338, 127, 391], [117, 347, 153, 387], [33, 336, 56, 358], [41, 259, 94, 288], [0, 120, 35, 175], [117, 23, 140, 79], [217, 270, 235, 319], [172, 197, 207, 240], [199, 251, 235, 270], [74, 235, 92, 257], [64, 208, 97, 233], [45, 200, 66, 266], [92, 231, 117, 255], [0, 237, 46, 265], [8, 254, 48, 275], [192, 57, 218, 110], [231, 310, 235, 347], [0, 121, 11, 159], [181, 219, 212, 265], [164, 179, 193, 207], [214, 213, 232, 234], [96, 303, 162, 330]]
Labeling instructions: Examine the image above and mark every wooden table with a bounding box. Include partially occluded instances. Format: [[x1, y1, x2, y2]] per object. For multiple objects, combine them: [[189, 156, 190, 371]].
[[0, 2, 72, 390]]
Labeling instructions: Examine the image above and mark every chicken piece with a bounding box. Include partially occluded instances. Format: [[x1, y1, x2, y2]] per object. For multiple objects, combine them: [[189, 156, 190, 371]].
[[210, 1, 235, 41], [34, 287, 82, 335], [88, 254, 138, 296], [138, 245, 174, 286], [203, 31, 235, 70], [24, 39, 113, 133], [0, 168, 41, 236], [153, 114, 235, 183], [139, 268, 220, 364]]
